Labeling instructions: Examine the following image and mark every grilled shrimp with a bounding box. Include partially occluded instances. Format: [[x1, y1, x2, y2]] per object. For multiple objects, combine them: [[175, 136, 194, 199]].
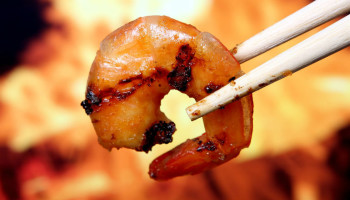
[[81, 16, 253, 180]]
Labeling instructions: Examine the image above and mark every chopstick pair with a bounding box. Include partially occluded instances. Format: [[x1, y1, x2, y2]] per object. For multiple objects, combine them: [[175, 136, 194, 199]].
[[186, 0, 350, 121]]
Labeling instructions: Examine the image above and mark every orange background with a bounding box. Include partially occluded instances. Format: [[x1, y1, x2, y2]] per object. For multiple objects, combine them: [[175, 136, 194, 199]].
[[0, 0, 349, 199]]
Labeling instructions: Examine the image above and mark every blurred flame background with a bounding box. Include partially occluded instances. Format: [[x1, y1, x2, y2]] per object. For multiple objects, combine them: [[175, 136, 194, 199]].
[[0, 0, 350, 199]]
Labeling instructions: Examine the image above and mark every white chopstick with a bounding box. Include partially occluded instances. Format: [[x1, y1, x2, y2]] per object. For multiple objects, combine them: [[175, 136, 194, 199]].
[[186, 1, 350, 121], [234, 0, 350, 63]]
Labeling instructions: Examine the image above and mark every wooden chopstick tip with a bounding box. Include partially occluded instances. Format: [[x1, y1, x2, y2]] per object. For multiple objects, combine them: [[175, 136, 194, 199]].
[[186, 107, 199, 121]]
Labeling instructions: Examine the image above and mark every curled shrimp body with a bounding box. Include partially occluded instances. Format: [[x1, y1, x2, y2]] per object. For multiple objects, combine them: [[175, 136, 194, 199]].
[[82, 16, 253, 180]]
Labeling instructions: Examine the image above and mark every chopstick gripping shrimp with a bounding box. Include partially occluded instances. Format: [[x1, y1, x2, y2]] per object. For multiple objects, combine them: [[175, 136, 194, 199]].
[[81, 16, 253, 180]]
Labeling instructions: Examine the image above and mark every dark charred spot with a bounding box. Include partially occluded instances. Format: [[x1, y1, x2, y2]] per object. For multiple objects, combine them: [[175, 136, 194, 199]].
[[175, 44, 194, 63], [118, 74, 143, 84], [81, 87, 102, 115], [192, 138, 203, 145], [114, 88, 136, 100], [215, 133, 226, 145], [204, 82, 223, 94], [111, 134, 115, 140], [142, 121, 176, 152], [228, 76, 236, 82], [86, 89, 100, 104], [155, 67, 168, 76], [197, 141, 217, 152], [168, 44, 195, 91], [168, 66, 192, 91], [81, 100, 93, 115], [217, 139, 225, 145]]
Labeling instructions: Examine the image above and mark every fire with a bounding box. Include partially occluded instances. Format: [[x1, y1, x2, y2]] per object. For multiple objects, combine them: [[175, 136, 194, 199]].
[[0, 0, 349, 199]]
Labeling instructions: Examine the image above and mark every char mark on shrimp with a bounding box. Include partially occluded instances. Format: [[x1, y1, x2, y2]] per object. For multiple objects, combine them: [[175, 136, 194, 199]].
[[82, 70, 168, 115], [81, 85, 138, 115], [119, 74, 143, 84], [86, 89, 101, 104], [204, 82, 223, 94], [168, 44, 195, 91], [81, 100, 93, 115], [141, 121, 176, 152], [215, 132, 226, 145], [228, 76, 236, 82], [196, 140, 217, 152], [81, 88, 101, 115]]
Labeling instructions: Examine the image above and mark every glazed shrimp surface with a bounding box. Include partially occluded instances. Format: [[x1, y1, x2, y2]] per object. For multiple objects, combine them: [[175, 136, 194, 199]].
[[81, 16, 253, 180]]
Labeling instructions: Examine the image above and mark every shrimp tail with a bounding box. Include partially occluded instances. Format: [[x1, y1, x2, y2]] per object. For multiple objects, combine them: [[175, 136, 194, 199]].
[[149, 133, 241, 180]]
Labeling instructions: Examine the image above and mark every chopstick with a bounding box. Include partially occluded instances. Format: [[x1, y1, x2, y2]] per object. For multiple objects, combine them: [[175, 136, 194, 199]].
[[186, 0, 350, 121], [233, 0, 350, 64]]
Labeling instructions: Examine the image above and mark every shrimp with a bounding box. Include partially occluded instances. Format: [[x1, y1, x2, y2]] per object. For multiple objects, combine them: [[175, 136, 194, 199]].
[[81, 16, 253, 180]]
